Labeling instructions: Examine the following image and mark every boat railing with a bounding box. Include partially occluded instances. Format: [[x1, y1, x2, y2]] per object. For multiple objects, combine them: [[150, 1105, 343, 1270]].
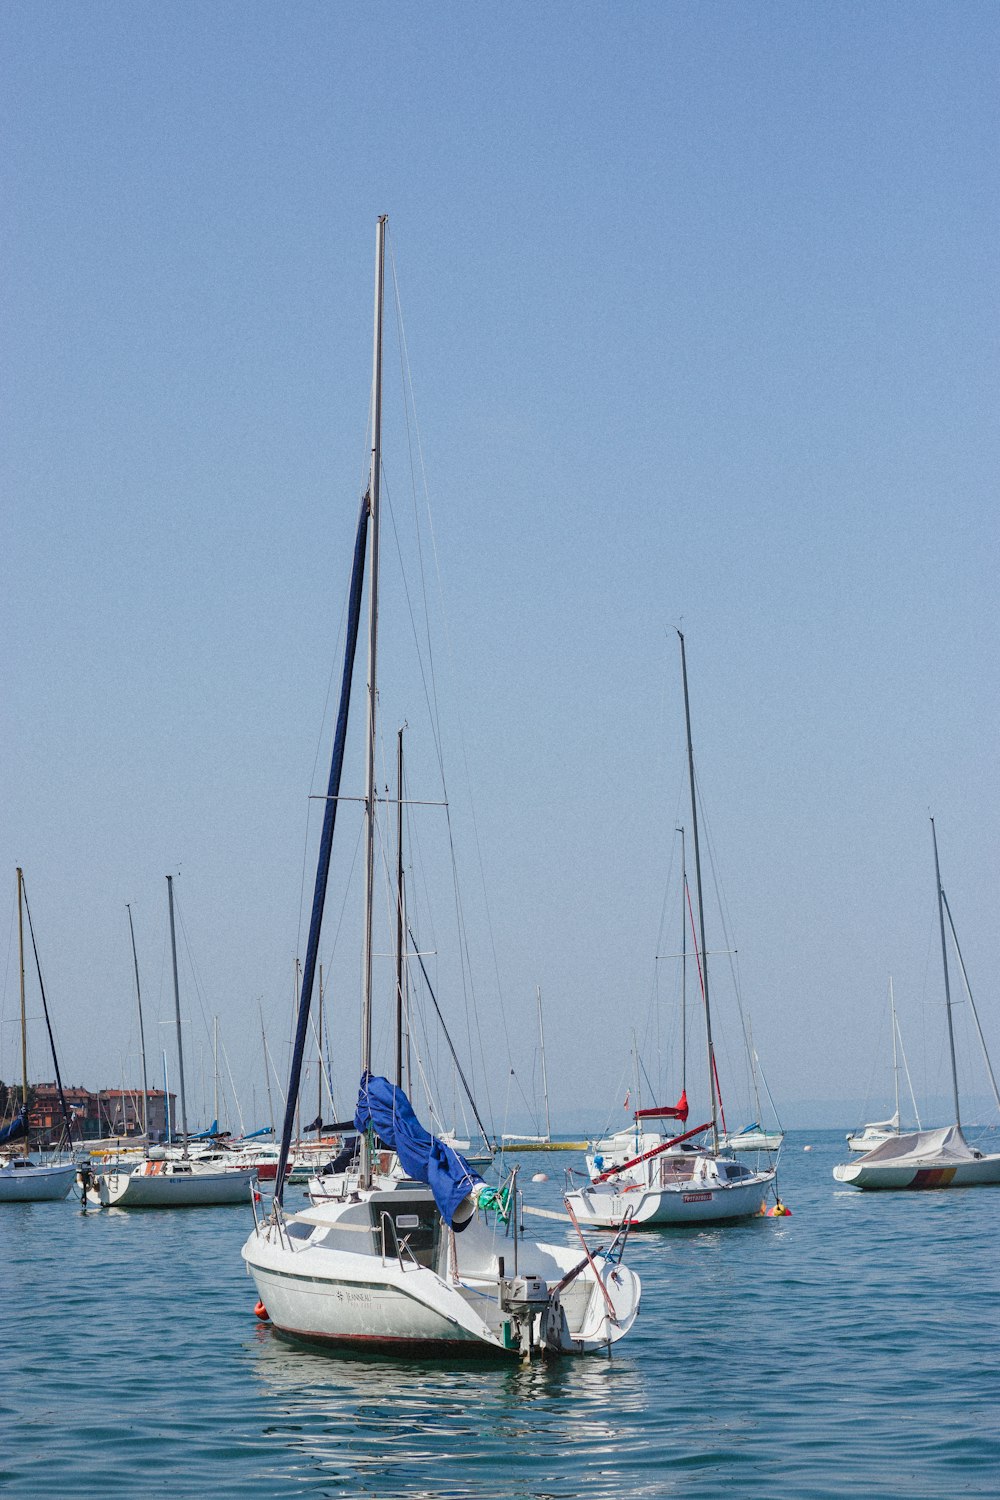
[[378, 1210, 420, 1272]]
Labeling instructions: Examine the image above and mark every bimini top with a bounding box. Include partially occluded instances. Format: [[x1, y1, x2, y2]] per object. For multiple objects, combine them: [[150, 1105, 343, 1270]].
[[354, 1072, 483, 1229], [855, 1125, 977, 1166]]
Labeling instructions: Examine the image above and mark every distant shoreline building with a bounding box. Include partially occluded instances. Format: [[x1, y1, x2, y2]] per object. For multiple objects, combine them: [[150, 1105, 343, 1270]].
[[19, 1083, 176, 1144]]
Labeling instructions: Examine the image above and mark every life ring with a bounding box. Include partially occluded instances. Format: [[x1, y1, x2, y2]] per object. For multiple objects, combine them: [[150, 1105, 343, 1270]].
[[254, 1300, 269, 1321]]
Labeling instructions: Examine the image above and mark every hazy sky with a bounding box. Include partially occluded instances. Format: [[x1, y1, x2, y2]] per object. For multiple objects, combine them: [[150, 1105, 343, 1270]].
[[3, 4, 997, 1133]]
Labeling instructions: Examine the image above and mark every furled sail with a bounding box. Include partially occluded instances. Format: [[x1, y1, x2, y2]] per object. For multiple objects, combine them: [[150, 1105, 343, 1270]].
[[635, 1089, 689, 1123], [355, 1072, 482, 1229]]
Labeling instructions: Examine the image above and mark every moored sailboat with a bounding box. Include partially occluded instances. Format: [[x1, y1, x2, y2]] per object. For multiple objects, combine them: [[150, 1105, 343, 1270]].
[[566, 632, 776, 1228], [0, 869, 78, 1203], [834, 820, 1000, 1191], [845, 978, 921, 1152], [242, 217, 640, 1357], [92, 878, 256, 1207]]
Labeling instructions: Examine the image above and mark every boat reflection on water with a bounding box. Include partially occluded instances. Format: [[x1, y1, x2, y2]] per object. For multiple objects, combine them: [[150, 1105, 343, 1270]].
[[246, 1327, 656, 1498]]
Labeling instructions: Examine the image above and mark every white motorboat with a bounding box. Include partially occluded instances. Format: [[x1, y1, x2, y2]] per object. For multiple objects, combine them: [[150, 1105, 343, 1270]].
[[834, 821, 1000, 1192], [243, 217, 641, 1358]]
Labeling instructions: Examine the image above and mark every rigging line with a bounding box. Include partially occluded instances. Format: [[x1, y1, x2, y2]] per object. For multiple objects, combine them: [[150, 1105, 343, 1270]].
[[19, 874, 76, 1148], [264, 1035, 288, 1112], [685, 874, 726, 1132], [388, 236, 446, 782], [507, 1063, 540, 1128], [407, 926, 491, 1143], [597, 1059, 634, 1142], [380, 345, 496, 1128], [693, 766, 752, 1105], [219, 1034, 246, 1136], [942, 887, 1000, 1115], [171, 887, 235, 1124], [319, 810, 366, 988], [1, 884, 19, 1051], [387, 244, 509, 1122]]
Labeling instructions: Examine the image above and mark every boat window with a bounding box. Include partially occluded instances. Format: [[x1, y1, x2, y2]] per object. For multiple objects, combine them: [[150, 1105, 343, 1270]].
[[369, 1197, 440, 1268]]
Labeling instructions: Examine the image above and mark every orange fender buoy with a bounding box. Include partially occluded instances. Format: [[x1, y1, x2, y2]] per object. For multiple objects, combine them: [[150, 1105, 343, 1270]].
[[254, 1300, 269, 1320]]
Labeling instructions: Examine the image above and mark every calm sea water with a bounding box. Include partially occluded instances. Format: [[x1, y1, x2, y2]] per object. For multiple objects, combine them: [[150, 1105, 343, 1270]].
[[2, 1130, 998, 1499]]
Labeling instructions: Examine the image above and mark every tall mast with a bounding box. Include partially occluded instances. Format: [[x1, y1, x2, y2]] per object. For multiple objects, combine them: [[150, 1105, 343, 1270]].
[[537, 986, 552, 1142], [126, 903, 150, 1144], [930, 817, 961, 1130], [361, 214, 387, 1184], [213, 1015, 220, 1131], [318, 965, 324, 1129], [395, 726, 405, 1090], [16, 868, 27, 1106], [889, 977, 900, 1125], [677, 631, 719, 1152], [166, 874, 190, 1151], [676, 825, 687, 1096], [260, 1002, 275, 1136]]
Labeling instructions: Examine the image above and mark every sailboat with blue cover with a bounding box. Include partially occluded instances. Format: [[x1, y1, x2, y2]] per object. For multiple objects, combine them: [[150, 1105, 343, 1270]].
[[241, 217, 640, 1357]]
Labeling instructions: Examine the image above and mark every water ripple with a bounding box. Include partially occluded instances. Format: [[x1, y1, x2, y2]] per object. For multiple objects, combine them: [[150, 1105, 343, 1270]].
[[1, 1134, 998, 1497]]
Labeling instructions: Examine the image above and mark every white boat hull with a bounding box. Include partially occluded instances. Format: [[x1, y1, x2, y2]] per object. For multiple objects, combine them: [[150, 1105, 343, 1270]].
[[243, 1191, 640, 1359], [97, 1164, 256, 1206], [720, 1131, 784, 1152], [567, 1168, 774, 1227], [834, 1152, 1000, 1190], [0, 1161, 77, 1202], [845, 1128, 897, 1153]]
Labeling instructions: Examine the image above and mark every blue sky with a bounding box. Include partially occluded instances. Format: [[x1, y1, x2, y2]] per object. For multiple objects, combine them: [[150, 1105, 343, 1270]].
[[2, 4, 997, 1131]]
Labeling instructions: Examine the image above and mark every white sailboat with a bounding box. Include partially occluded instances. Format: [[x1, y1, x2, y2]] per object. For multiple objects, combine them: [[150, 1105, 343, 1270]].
[[846, 978, 922, 1152], [242, 217, 640, 1357], [720, 1017, 785, 1152], [93, 878, 256, 1207], [0, 869, 78, 1204], [501, 988, 584, 1152], [566, 632, 776, 1228], [834, 820, 1000, 1191]]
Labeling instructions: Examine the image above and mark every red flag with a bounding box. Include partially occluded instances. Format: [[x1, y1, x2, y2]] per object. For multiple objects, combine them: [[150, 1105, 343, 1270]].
[[623, 1089, 630, 1110]]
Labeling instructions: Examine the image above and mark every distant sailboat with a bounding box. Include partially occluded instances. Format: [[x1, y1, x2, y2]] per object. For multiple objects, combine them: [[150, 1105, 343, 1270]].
[[92, 877, 257, 1208], [720, 1019, 784, 1152], [566, 633, 776, 1227], [845, 978, 921, 1152], [501, 988, 584, 1152], [834, 820, 1000, 1191], [0, 869, 78, 1203]]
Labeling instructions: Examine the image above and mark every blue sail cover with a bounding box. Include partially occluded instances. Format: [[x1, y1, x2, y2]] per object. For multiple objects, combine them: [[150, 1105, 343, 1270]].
[[0, 1105, 29, 1144], [354, 1073, 483, 1229]]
